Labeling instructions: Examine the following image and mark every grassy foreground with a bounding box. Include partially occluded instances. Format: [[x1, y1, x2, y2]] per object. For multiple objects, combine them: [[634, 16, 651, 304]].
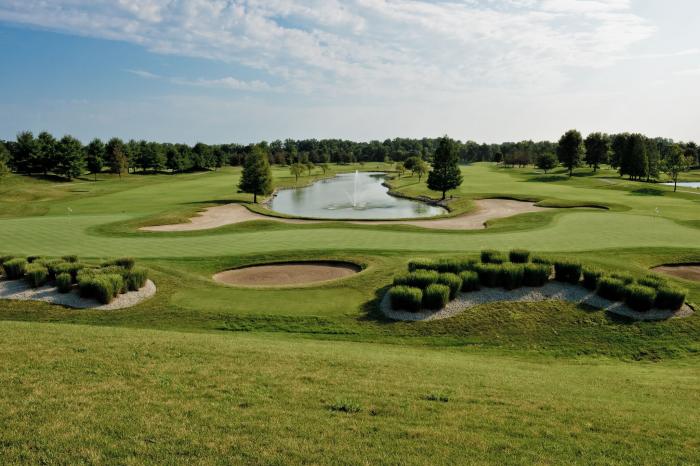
[[1, 321, 699, 465]]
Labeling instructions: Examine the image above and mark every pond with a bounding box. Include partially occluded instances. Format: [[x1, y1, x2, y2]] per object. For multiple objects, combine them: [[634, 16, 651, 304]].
[[661, 182, 700, 188], [269, 171, 448, 219]]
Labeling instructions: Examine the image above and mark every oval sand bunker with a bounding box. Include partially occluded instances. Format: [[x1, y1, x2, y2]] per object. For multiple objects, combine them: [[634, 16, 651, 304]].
[[213, 261, 361, 287]]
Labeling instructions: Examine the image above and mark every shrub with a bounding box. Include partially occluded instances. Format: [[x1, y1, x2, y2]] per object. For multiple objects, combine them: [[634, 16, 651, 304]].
[[474, 263, 502, 287], [459, 270, 480, 291], [408, 258, 435, 272], [509, 249, 530, 263], [54, 262, 85, 282], [625, 284, 657, 312], [79, 276, 114, 304], [499, 264, 524, 290], [102, 257, 135, 270], [422, 284, 450, 310], [25, 264, 48, 288], [481, 249, 506, 264], [523, 263, 550, 287], [531, 255, 552, 265], [655, 286, 687, 310], [56, 273, 73, 293], [2, 258, 27, 279], [388, 286, 423, 312], [553, 260, 581, 284], [125, 266, 148, 291], [638, 274, 667, 290], [393, 270, 439, 289], [582, 267, 604, 290], [610, 272, 634, 284], [437, 273, 462, 299], [105, 273, 126, 296], [597, 276, 626, 301], [61, 254, 78, 263]]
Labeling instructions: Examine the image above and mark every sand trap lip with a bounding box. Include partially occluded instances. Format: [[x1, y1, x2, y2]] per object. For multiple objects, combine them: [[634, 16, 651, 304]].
[[140, 199, 549, 232], [213, 261, 361, 287], [652, 264, 700, 282], [381, 281, 693, 322], [0, 279, 156, 310]]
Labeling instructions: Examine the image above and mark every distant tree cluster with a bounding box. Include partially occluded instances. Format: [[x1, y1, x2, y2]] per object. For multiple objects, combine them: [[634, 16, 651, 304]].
[[0, 130, 696, 184]]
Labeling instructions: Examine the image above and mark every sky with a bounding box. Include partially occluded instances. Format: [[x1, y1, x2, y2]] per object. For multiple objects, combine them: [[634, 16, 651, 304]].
[[0, 0, 698, 144]]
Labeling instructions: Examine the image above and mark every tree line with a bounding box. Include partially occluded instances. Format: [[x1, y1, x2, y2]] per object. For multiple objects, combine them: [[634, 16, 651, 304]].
[[0, 130, 697, 182]]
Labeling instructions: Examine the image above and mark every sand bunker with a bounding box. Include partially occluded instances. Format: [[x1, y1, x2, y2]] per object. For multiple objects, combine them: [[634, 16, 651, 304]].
[[213, 261, 361, 287], [381, 281, 694, 322], [652, 264, 700, 282], [141, 199, 549, 232], [0, 279, 156, 310]]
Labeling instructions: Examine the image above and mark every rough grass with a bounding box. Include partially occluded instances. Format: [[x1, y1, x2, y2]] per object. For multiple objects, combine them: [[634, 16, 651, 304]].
[[0, 322, 699, 465]]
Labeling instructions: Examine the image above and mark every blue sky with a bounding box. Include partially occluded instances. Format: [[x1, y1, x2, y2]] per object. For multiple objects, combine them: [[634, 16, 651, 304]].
[[0, 0, 698, 144]]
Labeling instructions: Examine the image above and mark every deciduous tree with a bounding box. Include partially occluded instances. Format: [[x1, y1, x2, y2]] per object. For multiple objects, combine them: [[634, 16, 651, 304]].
[[556, 130, 584, 177]]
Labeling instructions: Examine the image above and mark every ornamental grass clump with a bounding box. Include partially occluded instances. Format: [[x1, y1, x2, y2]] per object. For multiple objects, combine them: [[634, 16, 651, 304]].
[[597, 276, 626, 301], [499, 264, 524, 290], [2, 258, 27, 280], [459, 270, 480, 292], [609, 272, 634, 284], [637, 274, 667, 290], [508, 249, 530, 264], [475, 263, 502, 287], [655, 286, 687, 310], [389, 286, 423, 312], [422, 284, 450, 310], [437, 273, 462, 299], [523, 263, 550, 287], [531, 255, 552, 265], [625, 284, 657, 312], [24, 264, 48, 288], [434, 258, 476, 274], [102, 257, 135, 270], [61, 255, 78, 263], [105, 273, 126, 296], [393, 270, 439, 289], [41, 259, 63, 279], [0, 255, 14, 266], [408, 258, 436, 272], [582, 267, 604, 290], [553, 260, 582, 284], [125, 266, 148, 291], [79, 276, 116, 304], [54, 262, 85, 282], [56, 273, 73, 293], [481, 249, 506, 264]]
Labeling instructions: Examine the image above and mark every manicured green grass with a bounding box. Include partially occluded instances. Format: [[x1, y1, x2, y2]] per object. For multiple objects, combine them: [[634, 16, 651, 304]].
[[1, 321, 699, 465], [0, 162, 699, 463]]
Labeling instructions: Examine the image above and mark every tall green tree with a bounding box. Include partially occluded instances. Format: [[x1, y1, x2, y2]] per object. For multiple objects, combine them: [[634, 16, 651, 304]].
[[85, 138, 105, 180], [290, 163, 304, 182], [413, 159, 428, 181], [37, 131, 58, 175], [239, 146, 273, 203], [105, 138, 128, 178], [663, 144, 691, 192], [427, 136, 463, 200], [54, 135, 84, 179], [583, 132, 609, 172], [11, 131, 38, 174], [0, 142, 10, 178], [556, 130, 584, 177], [619, 134, 648, 180]]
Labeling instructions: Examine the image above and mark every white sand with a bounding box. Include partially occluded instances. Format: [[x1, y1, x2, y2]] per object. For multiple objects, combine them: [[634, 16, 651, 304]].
[[381, 281, 693, 322], [140, 199, 549, 232], [0, 279, 156, 310]]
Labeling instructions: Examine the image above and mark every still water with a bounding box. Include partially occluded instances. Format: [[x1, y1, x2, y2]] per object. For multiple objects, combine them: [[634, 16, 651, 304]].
[[662, 182, 700, 188], [270, 171, 447, 219]]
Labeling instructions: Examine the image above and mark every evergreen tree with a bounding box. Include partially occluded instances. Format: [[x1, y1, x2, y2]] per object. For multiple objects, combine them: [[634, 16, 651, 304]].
[[583, 132, 609, 172], [556, 130, 584, 177], [239, 146, 273, 203], [85, 138, 105, 180], [105, 138, 128, 178], [427, 136, 463, 200]]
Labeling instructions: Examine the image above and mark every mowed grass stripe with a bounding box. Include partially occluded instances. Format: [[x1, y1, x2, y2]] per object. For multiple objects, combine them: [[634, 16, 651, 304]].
[[0, 211, 698, 257]]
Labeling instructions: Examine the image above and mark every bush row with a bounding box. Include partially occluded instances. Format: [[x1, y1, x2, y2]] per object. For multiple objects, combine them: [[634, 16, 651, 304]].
[[0, 255, 148, 303]]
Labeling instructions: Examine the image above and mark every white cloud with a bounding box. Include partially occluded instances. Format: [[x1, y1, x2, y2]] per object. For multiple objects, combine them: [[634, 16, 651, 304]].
[[0, 0, 655, 97]]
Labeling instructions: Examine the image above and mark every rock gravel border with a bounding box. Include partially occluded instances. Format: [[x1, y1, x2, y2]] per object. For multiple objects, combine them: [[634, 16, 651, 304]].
[[0, 279, 156, 310], [380, 281, 693, 322]]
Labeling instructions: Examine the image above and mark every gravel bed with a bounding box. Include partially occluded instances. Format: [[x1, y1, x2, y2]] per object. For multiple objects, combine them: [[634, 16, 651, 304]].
[[0, 279, 156, 310], [381, 281, 693, 322]]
